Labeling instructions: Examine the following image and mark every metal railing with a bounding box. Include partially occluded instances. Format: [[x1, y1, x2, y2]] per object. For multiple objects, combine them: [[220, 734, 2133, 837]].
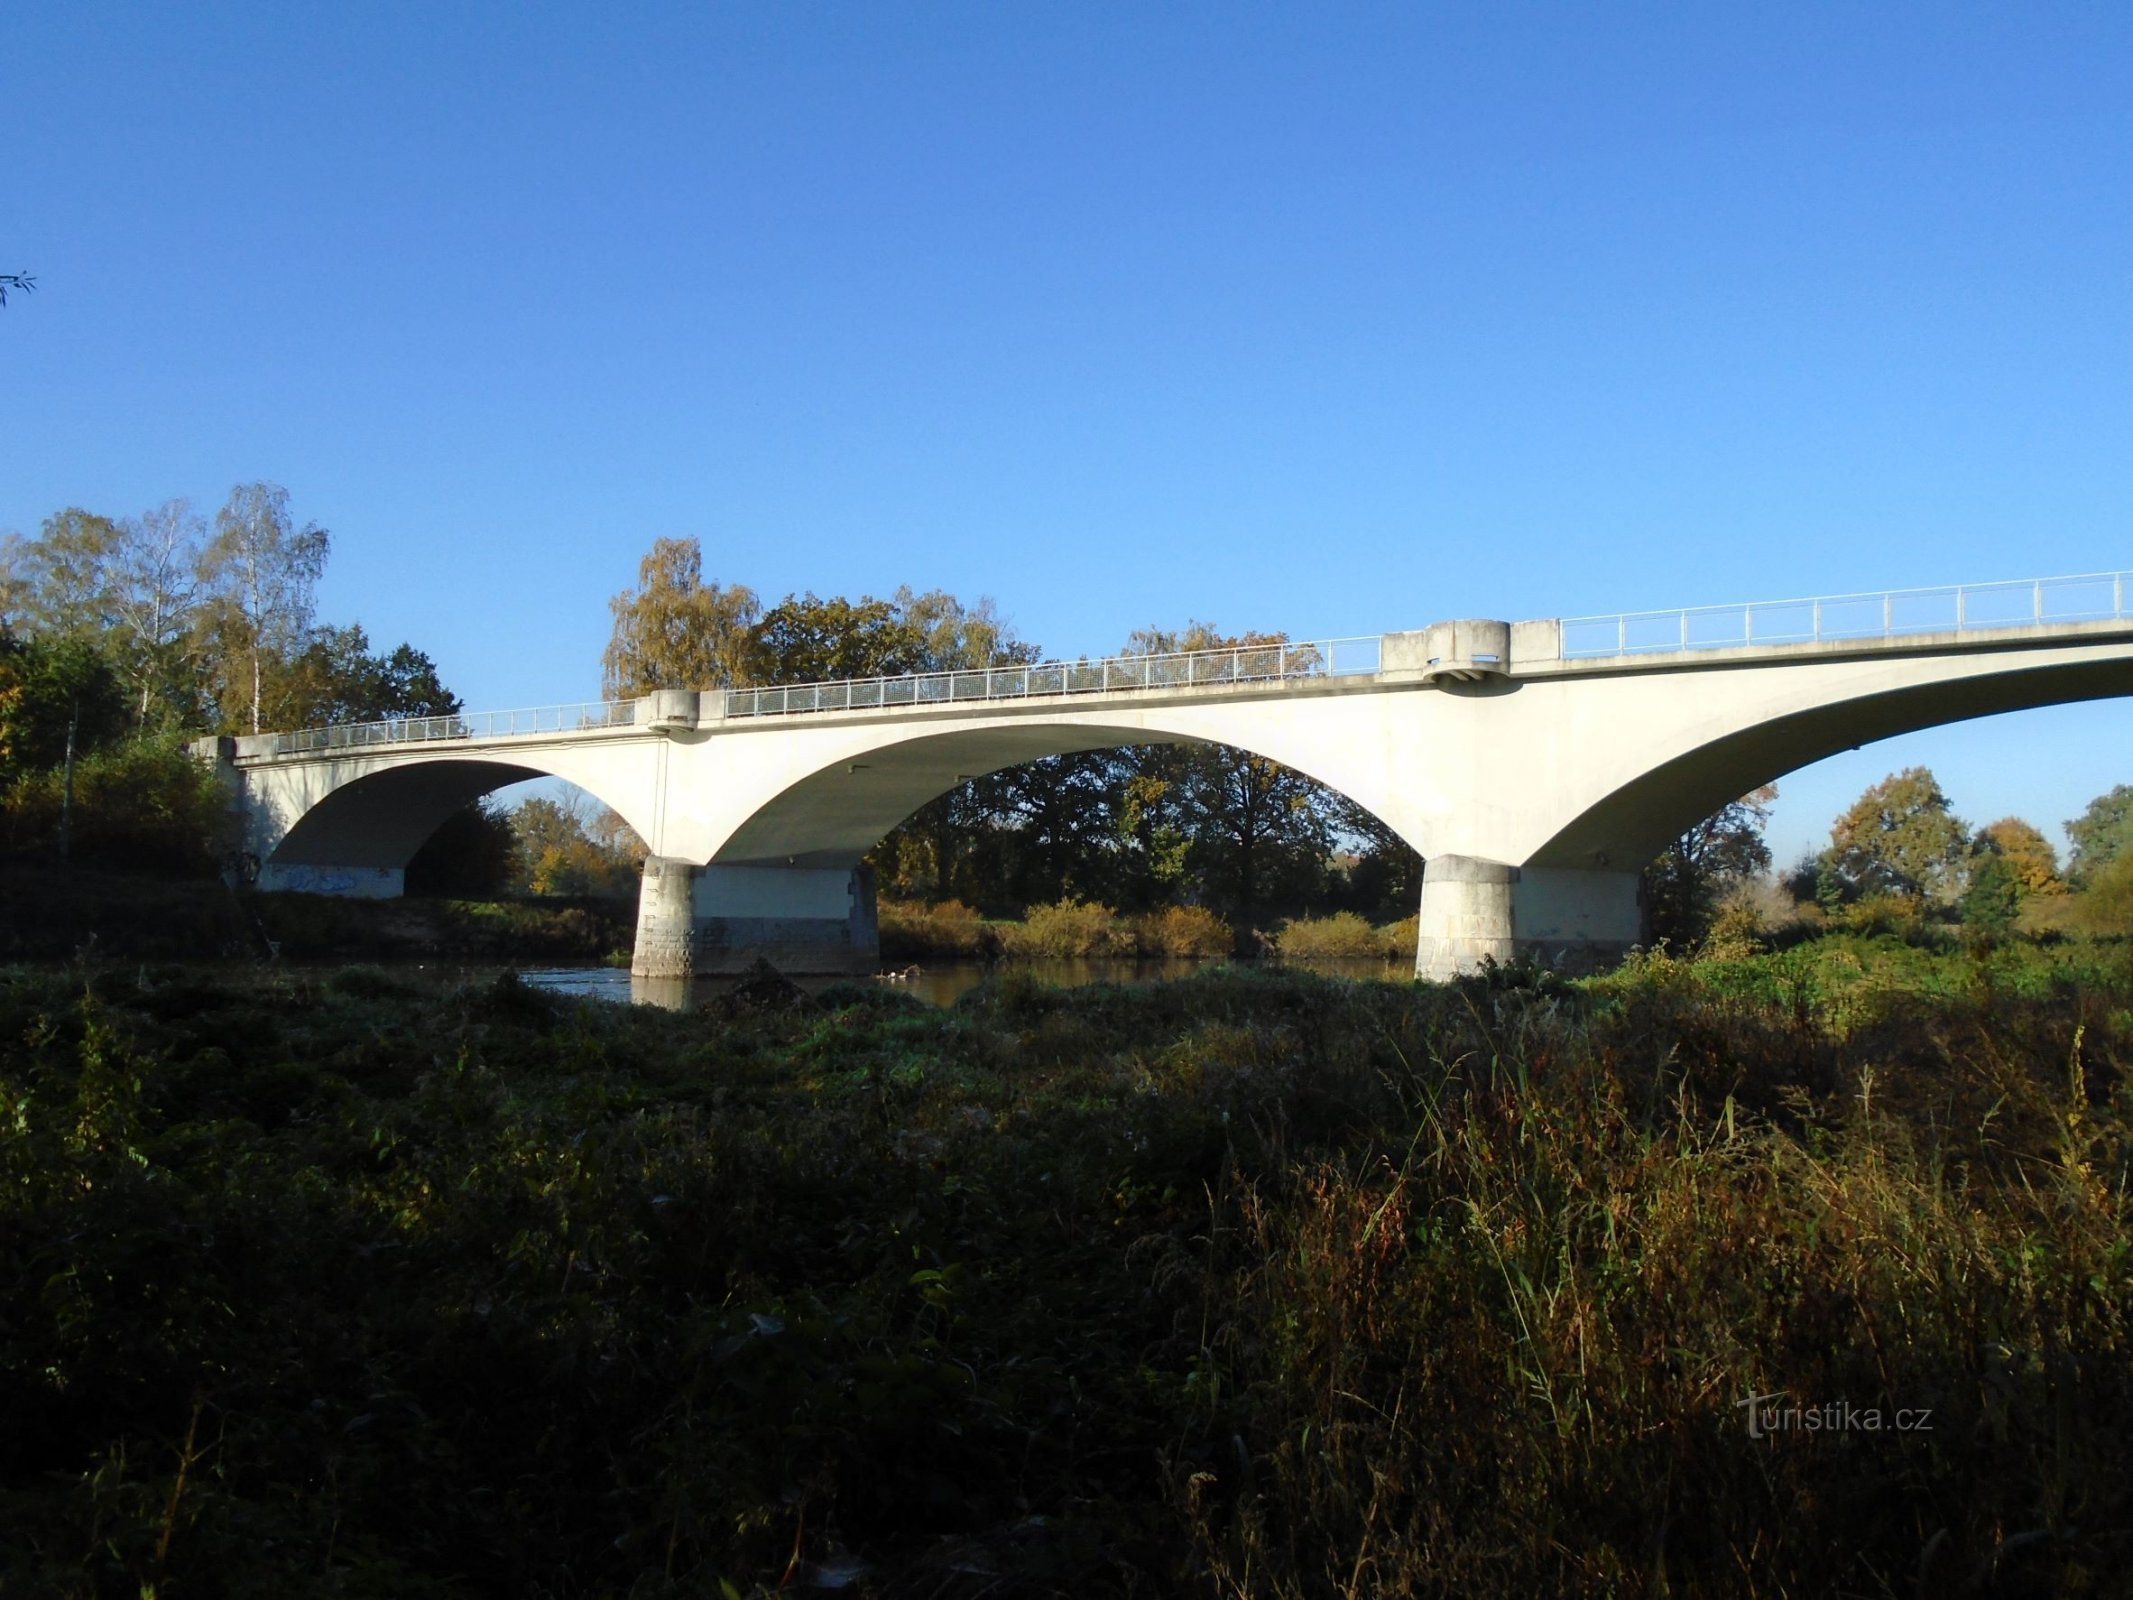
[[271, 700, 636, 755], [1560, 570, 2133, 660], [720, 635, 1384, 718]]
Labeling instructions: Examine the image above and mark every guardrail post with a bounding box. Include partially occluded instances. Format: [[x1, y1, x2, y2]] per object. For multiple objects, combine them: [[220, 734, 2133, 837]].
[[1812, 598, 1822, 641], [2035, 580, 2043, 622], [1617, 615, 1626, 654], [1957, 587, 1967, 628], [1883, 594, 1891, 633]]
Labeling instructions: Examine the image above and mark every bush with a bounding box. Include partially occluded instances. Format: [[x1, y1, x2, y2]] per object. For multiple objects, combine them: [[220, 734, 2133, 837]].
[[1277, 910, 1399, 959], [1129, 904, 1235, 957], [1000, 897, 1128, 957], [0, 735, 232, 874], [878, 898, 992, 960]]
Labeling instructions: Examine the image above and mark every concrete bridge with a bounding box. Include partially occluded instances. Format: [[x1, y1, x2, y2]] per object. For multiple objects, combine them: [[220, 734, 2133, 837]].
[[196, 571, 2133, 979]]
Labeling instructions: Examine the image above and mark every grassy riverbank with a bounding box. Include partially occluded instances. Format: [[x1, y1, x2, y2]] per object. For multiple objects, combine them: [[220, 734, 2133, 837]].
[[3, 941, 2130, 1596], [0, 861, 632, 964]]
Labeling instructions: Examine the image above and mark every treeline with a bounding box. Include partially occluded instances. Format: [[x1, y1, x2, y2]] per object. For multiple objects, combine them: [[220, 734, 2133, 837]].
[[603, 537, 1418, 920], [1646, 764, 2133, 952], [0, 485, 470, 873]]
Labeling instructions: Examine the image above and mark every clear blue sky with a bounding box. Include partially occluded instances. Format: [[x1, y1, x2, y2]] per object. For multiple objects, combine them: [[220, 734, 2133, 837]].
[[6, 3, 2130, 866]]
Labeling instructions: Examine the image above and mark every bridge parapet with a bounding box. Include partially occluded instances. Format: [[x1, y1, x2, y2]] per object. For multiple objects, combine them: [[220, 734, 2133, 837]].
[[1561, 570, 2131, 659]]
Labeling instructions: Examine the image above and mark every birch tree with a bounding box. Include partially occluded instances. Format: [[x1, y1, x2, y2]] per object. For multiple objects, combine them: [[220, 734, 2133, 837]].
[[601, 537, 761, 698], [108, 499, 208, 726], [201, 483, 330, 733]]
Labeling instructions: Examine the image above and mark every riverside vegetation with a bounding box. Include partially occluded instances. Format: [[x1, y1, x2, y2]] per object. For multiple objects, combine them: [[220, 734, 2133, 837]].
[[3, 936, 2129, 1597]]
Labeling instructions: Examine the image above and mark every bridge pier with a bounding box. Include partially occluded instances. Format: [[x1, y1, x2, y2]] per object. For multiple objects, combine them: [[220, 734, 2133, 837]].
[[1414, 856, 1642, 980], [631, 860, 880, 978]]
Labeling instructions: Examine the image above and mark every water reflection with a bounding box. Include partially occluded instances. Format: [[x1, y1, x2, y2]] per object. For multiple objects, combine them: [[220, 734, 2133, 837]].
[[519, 956, 1410, 1011]]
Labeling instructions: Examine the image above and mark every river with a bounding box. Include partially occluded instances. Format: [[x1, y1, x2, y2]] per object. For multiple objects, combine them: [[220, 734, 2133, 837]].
[[519, 957, 1411, 1009]]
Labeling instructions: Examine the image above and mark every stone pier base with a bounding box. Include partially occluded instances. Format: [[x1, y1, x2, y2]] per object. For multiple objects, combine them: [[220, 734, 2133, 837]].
[[632, 857, 700, 977], [631, 860, 880, 977], [1414, 857, 1642, 980]]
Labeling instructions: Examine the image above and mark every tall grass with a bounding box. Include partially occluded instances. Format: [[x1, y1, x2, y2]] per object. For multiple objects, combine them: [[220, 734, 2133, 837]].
[[1, 941, 2127, 1595]]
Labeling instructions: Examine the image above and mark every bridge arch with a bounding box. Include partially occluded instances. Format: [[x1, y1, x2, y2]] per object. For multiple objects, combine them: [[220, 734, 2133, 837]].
[[1528, 648, 2133, 870], [695, 717, 1420, 870], [244, 746, 665, 893]]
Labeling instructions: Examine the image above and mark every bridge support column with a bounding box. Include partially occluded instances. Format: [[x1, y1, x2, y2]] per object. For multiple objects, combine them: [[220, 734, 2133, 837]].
[[1414, 855, 1516, 979], [632, 860, 880, 977], [632, 857, 700, 978], [1414, 857, 1643, 979]]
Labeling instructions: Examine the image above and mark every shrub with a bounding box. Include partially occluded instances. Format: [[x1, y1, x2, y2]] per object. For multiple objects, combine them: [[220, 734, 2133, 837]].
[[1001, 897, 1127, 957], [1129, 904, 1235, 957], [0, 735, 232, 874], [1276, 910, 1393, 959], [878, 898, 991, 960]]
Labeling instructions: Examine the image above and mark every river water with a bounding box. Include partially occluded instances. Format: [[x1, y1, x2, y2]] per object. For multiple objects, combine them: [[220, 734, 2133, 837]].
[[520, 957, 1411, 1010]]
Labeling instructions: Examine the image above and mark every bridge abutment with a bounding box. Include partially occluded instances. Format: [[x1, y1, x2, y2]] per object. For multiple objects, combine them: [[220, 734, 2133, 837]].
[[632, 860, 880, 977], [256, 864, 405, 897], [1414, 857, 1642, 979]]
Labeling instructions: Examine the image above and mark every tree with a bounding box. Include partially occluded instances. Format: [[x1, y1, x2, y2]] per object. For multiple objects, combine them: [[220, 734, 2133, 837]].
[[0, 273, 32, 307], [1821, 767, 1971, 906], [265, 625, 461, 730], [754, 592, 923, 683], [1973, 817, 2064, 898], [10, 508, 124, 639], [1113, 624, 1340, 915], [509, 793, 643, 897], [108, 501, 210, 727], [0, 634, 128, 782], [406, 800, 517, 898], [1644, 786, 1777, 945], [1961, 852, 2023, 941], [200, 483, 330, 733], [601, 538, 761, 698], [2065, 786, 2133, 888]]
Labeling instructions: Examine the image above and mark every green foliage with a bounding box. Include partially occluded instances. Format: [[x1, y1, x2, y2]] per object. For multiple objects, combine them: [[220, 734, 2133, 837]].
[[2066, 784, 2133, 889], [0, 633, 129, 782], [405, 800, 517, 898], [0, 734, 231, 873], [1962, 850, 2023, 940], [265, 623, 462, 730], [1, 952, 2128, 1594], [508, 793, 644, 898], [1644, 785, 1776, 946], [1822, 765, 1971, 906]]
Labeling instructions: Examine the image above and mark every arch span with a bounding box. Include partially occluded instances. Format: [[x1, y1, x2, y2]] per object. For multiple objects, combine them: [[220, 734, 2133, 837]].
[[239, 745, 667, 895], [1530, 649, 2133, 870], [664, 699, 1438, 871]]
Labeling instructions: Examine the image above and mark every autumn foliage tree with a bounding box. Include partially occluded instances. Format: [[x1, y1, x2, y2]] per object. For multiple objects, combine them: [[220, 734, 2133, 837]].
[[1644, 785, 1777, 945], [600, 538, 762, 698], [1820, 767, 1971, 907]]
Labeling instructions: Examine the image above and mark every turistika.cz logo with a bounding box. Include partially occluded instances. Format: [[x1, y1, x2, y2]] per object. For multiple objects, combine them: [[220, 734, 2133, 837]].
[[1736, 1390, 1933, 1440]]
